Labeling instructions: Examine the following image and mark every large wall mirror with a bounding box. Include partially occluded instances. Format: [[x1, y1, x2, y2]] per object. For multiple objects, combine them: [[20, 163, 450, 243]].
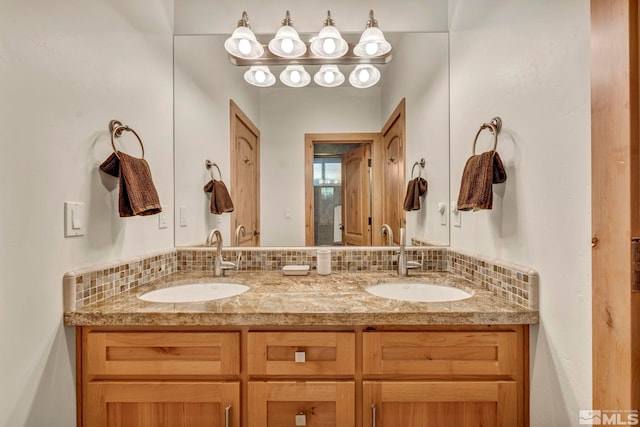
[[173, 5, 450, 248]]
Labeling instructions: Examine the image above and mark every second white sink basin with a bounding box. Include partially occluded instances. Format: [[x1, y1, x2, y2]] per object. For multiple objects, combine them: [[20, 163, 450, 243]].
[[138, 283, 249, 303], [366, 282, 472, 302]]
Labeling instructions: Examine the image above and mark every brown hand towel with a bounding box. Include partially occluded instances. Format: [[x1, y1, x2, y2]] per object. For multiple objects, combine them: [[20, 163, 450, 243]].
[[203, 179, 235, 214], [403, 177, 428, 211], [99, 152, 162, 217], [457, 150, 507, 211]]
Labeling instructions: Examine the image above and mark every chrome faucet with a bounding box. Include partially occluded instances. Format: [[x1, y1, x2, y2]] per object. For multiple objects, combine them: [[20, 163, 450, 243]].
[[396, 226, 421, 276], [397, 227, 408, 276], [206, 228, 237, 276], [235, 224, 246, 246], [380, 224, 394, 246]]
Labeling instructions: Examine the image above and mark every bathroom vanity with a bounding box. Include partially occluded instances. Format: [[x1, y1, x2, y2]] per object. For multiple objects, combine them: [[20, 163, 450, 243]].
[[66, 269, 537, 427]]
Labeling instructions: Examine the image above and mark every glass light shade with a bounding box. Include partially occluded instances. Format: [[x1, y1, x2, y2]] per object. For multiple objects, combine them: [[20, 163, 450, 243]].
[[349, 64, 380, 88], [314, 65, 345, 87], [354, 27, 392, 57], [280, 65, 311, 87], [310, 25, 348, 58], [268, 25, 306, 58], [224, 26, 264, 59], [244, 66, 276, 87]]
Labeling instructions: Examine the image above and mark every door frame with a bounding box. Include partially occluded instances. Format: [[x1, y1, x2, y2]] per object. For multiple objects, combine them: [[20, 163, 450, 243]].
[[590, 0, 640, 412], [230, 99, 260, 245], [304, 133, 381, 246]]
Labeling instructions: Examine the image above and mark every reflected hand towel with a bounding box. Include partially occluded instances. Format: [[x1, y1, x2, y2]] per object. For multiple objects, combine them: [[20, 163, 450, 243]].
[[203, 179, 235, 214], [403, 177, 428, 211]]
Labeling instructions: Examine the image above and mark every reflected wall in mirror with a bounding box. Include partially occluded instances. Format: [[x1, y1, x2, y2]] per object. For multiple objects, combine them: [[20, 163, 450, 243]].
[[174, 32, 449, 247]]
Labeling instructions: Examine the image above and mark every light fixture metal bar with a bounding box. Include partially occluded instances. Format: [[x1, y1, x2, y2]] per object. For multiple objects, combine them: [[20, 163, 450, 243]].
[[227, 43, 392, 66]]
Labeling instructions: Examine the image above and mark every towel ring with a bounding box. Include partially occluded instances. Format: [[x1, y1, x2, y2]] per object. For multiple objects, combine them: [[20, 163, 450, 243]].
[[109, 120, 145, 159], [205, 160, 222, 180], [411, 158, 426, 178], [472, 117, 502, 155]]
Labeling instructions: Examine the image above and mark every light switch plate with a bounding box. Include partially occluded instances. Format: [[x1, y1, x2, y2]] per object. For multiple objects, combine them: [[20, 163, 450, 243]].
[[179, 206, 188, 227], [64, 201, 85, 237], [158, 206, 168, 229]]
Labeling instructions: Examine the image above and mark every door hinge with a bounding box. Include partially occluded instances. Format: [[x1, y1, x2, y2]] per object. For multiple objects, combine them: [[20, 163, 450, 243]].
[[368, 217, 372, 225], [368, 158, 372, 168]]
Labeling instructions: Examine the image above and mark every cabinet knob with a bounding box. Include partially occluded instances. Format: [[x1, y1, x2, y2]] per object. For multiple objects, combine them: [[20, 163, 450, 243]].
[[294, 351, 306, 363], [295, 411, 307, 426]]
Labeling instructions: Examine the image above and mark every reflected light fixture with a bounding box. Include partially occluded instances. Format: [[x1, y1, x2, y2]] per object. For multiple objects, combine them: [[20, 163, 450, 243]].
[[244, 66, 276, 87], [224, 11, 264, 59], [354, 10, 392, 58], [310, 11, 348, 59], [280, 65, 311, 87], [268, 11, 306, 58], [349, 64, 381, 88], [314, 65, 345, 87]]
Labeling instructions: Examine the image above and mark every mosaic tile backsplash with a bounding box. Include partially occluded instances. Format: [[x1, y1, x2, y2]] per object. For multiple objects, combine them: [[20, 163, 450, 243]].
[[64, 246, 538, 311]]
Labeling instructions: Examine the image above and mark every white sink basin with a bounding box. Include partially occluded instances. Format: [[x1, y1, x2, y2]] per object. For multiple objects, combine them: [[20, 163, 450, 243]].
[[138, 283, 249, 303], [365, 282, 472, 302]]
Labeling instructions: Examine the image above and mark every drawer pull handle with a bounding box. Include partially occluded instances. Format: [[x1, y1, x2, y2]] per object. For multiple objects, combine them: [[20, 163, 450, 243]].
[[371, 404, 377, 427], [295, 351, 306, 363], [225, 405, 231, 427], [295, 411, 307, 426]]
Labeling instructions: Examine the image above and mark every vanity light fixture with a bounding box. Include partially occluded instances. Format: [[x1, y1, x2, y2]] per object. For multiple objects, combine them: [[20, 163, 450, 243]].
[[353, 10, 392, 58], [314, 65, 345, 87], [280, 65, 311, 87], [349, 64, 381, 89], [244, 66, 276, 87], [309, 11, 348, 59], [268, 11, 306, 58], [224, 11, 264, 59]]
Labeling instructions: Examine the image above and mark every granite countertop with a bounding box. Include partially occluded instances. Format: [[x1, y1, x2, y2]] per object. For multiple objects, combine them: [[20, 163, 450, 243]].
[[64, 270, 539, 326]]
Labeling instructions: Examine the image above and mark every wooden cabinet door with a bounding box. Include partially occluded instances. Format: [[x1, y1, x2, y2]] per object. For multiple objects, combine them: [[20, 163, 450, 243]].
[[248, 381, 355, 427], [363, 381, 518, 427], [84, 381, 240, 427]]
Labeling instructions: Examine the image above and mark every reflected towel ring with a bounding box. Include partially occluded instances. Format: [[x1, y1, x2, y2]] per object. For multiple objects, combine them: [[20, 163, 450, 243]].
[[205, 159, 223, 180], [109, 120, 145, 159], [411, 158, 426, 178], [472, 117, 502, 155]]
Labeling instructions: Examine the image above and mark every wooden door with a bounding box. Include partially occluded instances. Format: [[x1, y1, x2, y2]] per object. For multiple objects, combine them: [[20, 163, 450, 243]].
[[85, 381, 240, 427], [363, 381, 518, 427], [248, 381, 355, 427], [380, 99, 406, 244], [341, 145, 371, 246], [230, 100, 260, 246]]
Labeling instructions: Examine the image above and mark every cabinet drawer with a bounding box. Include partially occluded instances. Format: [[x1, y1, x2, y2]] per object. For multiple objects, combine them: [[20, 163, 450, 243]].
[[363, 331, 518, 377], [247, 332, 355, 376], [248, 381, 355, 427], [85, 330, 240, 377]]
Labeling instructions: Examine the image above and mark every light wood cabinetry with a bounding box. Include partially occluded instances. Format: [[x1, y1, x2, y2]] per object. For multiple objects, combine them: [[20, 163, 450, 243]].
[[77, 326, 527, 427], [79, 329, 241, 427], [362, 328, 527, 427]]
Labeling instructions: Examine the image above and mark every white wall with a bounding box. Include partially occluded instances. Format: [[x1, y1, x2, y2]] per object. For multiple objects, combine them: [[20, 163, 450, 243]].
[[259, 87, 381, 246], [0, 1, 174, 426], [448, 1, 591, 426], [382, 32, 450, 245], [174, 35, 260, 246]]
